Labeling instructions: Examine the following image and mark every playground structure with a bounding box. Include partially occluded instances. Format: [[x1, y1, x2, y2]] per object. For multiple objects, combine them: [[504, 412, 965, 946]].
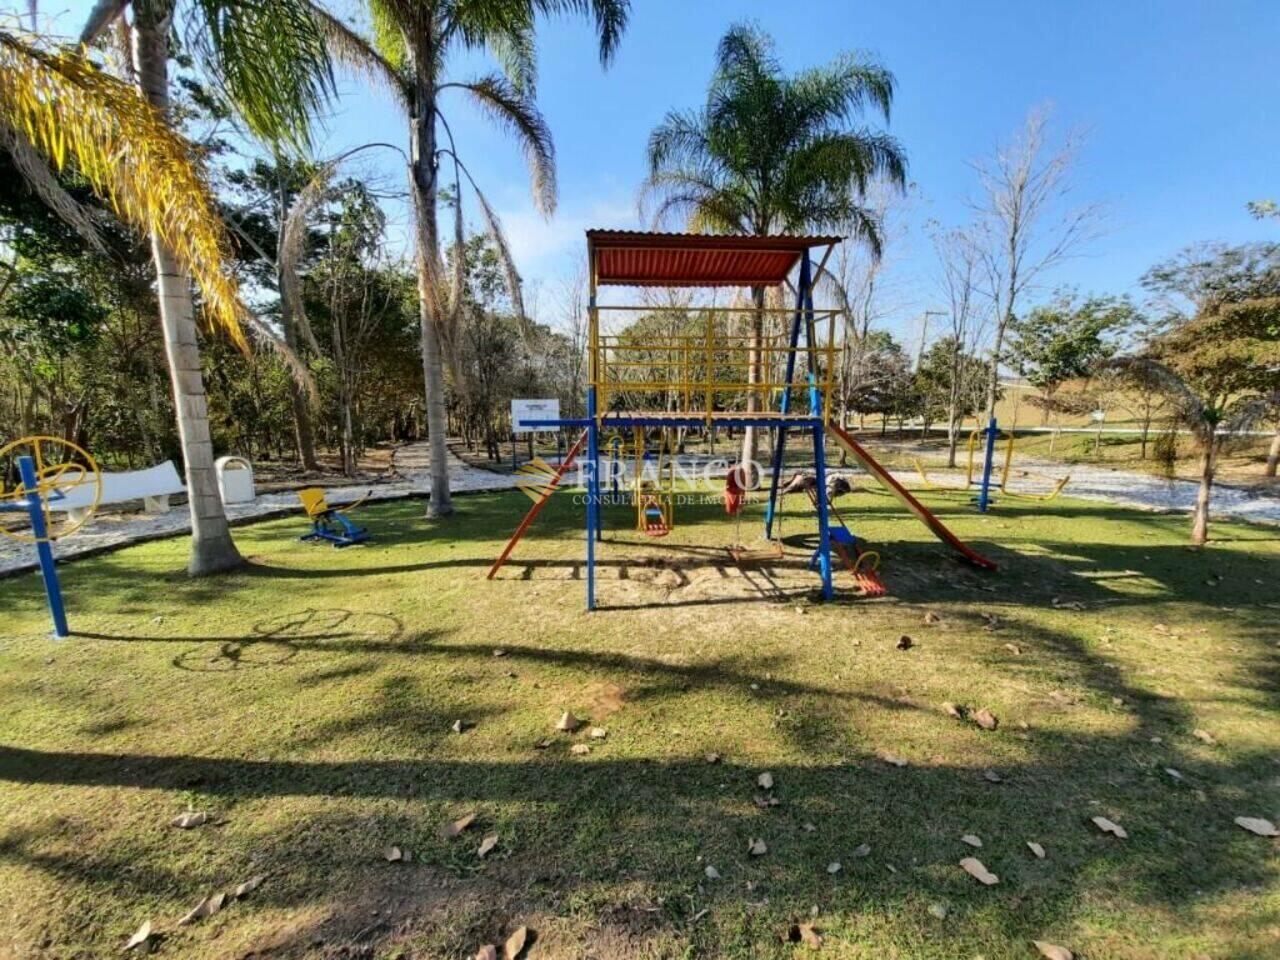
[[297, 487, 372, 547], [0, 436, 102, 637], [489, 231, 996, 610], [912, 421, 1072, 506]]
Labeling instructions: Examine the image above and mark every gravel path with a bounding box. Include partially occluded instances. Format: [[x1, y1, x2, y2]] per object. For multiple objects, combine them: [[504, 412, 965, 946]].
[[0, 443, 519, 576], [5, 440, 1276, 577]]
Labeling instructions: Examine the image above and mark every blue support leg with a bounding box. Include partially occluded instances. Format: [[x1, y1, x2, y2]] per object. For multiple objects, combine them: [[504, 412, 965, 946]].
[[586, 387, 600, 611], [977, 416, 998, 514], [18, 456, 68, 638], [764, 252, 811, 539], [811, 424, 834, 601]]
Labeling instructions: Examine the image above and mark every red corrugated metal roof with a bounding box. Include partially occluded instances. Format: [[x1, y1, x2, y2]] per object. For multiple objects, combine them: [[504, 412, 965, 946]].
[[587, 230, 841, 287]]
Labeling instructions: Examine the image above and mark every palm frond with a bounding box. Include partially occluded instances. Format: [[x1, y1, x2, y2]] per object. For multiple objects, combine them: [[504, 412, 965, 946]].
[[0, 123, 106, 253], [238, 302, 318, 399], [0, 32, 248, 346], [470, 180, 528, 335], [445, 73, 555, 214], [185, 0, 335, 150], [308, 3, 412, 112], [279, 167, 329, 356], [1103, 356, 1211, 438], [368, 0, 409, 71]]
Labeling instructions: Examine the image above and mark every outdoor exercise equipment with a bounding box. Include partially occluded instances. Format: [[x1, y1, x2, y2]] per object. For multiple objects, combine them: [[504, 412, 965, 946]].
[[297, 488, 371, 547], [965, 422, 1072, 507], [489, 231, 998, 610], [0, 436, 103, 638]]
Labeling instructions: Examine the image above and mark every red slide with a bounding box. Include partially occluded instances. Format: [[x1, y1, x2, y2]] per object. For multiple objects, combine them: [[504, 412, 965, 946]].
[[826, 422, 997, 571]]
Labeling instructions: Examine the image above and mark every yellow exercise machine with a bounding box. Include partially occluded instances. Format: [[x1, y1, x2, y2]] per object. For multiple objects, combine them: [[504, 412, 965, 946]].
[[964, 428, 1070, 501]]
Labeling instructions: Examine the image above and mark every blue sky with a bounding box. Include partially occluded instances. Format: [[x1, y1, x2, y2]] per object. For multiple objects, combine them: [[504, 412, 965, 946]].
[[23, 1, 1280, 343]]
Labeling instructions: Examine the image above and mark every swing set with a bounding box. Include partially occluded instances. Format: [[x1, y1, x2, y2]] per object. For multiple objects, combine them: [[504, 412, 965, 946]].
[[487, 231, 997, 610]]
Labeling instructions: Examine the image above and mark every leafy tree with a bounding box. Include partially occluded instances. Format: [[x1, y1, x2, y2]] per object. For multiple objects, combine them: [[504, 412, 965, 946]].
[[642, 22, 906, 478], [914, 336, 992, 439], [307, 0, 629, 517], [1110, 297, 1280, 544], [1011, 292, 1134, 423]]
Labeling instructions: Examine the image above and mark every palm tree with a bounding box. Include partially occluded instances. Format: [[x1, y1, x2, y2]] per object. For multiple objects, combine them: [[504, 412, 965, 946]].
[[0, 35, 258, 529], [76, 0, 334, 574], [307, 0, 629, 517], [642, 23, 907, 478]]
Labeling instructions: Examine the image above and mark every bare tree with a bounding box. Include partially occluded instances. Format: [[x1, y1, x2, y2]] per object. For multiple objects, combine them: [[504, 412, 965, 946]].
[[933, 227, 991, 465], [971, 106, 1103, 421]]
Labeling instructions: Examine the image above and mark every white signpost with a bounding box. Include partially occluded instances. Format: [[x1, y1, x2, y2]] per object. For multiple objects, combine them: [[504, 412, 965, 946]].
[[511, 398, 560, 434]]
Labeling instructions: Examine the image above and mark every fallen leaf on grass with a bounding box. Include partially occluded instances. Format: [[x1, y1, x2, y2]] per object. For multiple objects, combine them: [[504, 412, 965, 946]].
[[1164, 767, 1185, 782], [1027, 841, 1046, 859], [478, 834, 499, 858], [1003, 642, 1022, 655], [1091, 816, 1128, 839], [1051, 598, 1086, 610], [826, 861, 841, 874], [177, 892, 226, 926], [959, 857, 999, 885], [1234, 816, 1279, 837], [923, 611, 942, 624], [475, 946, 498, 960], [942, 702, 967, 720], [570, 743, 591, 756], [983, 770, 1003, 783], [704, 753, 721, 764], [383, 845, 412, 862], [440, 813, 477, 840], [171, 811, 208, 830], [747, 838, 768, 856], [784, 922, 823, 947], [704, 865, 721, 880], [556, 711, 582, 732], [451, 719, 472, 734], [851, 843, 871, 858], [504, 925, 530, 959], [533, 738, 552, 750], [1192, 728, 1217, 745], [492, 648, 507, 658], [960, 834, 983, 848], [589, 726, 608, 740], [757, 772, 774, 790], [124, 920, 153, 952], [231, 875, 266, 899], [754, 795, 780, 809], [878, 753, 908, 767], [896, 635, 914, 650], [1033, 941, 1074, 960], [802, 822, 816, 832], [928, 903, 948, 919], [973, 708, 999, 731]]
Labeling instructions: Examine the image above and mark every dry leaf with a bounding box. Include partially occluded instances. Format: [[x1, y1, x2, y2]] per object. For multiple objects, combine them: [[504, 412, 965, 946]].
[[923, 611, 942, 624], [383, 845, 409, 862], [589, 726, 608, 740], [754, 795, 780, 809], [983, 770, 1003, 784], [757, 772, 774, 790], [961, 834, 983, 848], [1033, 941, 1074, 960], [504, 925, 530, 959], [171, 811, 208, 830], [959, 857, 999, 885], [973, 708, 999, 731], [1234, 816, 1280, 837], [747, 837, 768, 856], [123, 920, 153, 953], [475, 946, 498, 960], [928, 903, 948, 919], [879, 753, 908, 767], [1027, 841, 1046, 859], [1091, 816, 1128, 839], [177, 892, 226, 926], [705, 753, 721, 764], [1003, 642, 1022, 655], [704, 865, 721, 880], [570, 743, 591, 756], [492, 648, 507, 657], [556, 711, 582, 732], [533, 738, 552, 750], [1192, 728, 1217, 745], [852, 842, 871, 858], [232, 874, 266, 899], [451, 719, 471, 734], [802, 822, 817, 832], [478, 834, 499, 858], [826, 861, 841, 874], [797, 922, 823, 947], [896, 634, 914, 650], [440, 813, 477, 840], [942, 702, 967, 720]]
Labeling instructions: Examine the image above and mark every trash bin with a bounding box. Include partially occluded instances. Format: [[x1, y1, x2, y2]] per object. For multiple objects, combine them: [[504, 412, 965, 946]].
[[215, 455, 255, 505]]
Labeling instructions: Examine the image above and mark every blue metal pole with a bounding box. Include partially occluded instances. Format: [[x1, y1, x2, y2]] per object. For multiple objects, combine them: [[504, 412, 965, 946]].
[[586, 385, 599, 611], [18, 455, 68, 638], [977, 416, 998, 513], [764, 252, 811, 538], [811, 422, 834, 601]]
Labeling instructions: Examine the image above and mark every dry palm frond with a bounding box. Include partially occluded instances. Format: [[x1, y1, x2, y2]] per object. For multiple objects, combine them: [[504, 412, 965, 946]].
[[0, 32, 248, 348], [308, 3, 411, 111], [0, 123, 106, 253], [1104, 356, 1211, 439], [279, 166, 331, 356], [468, 172, 529, 338]]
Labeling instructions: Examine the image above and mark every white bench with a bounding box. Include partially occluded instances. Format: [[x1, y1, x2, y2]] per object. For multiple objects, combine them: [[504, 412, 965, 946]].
[[50, 460, 187, 523]]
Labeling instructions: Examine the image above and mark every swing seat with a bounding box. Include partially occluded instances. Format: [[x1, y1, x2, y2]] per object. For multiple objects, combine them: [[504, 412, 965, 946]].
[[640, 499, 670, 537], [728, 540, 783, 564], [297, 488, 370, 547]]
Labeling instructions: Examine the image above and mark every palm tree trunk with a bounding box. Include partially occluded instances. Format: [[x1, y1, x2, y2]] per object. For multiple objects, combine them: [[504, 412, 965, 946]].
[[1267, 426, 1279, 478], [1191, 437, 1218, 546], [740, 286, 765, 485], [409, 64, 453, 517], [133, 7, 242, 575]]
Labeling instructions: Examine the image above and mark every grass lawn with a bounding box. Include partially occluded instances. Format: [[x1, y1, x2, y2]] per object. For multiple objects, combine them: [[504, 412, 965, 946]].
[[1, 486, 1278, 958]]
